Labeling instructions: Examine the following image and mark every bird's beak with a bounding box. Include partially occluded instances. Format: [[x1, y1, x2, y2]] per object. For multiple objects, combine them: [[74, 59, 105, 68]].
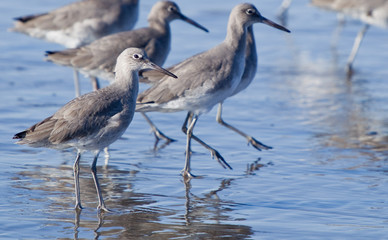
[[260, 15, 290, 33], [177, 12, 209, 33], [144, 60, 177, 79]]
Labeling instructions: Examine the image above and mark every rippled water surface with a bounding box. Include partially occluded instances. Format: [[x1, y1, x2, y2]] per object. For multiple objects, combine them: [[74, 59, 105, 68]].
[[1, 0, 387, 239]]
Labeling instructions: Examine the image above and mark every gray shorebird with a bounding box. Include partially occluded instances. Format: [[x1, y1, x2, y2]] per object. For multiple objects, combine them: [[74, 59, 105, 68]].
[[10, 0, 140, 48], [13, 48, 177, 212], [137, 3, 290, 178], [11, 0, 140, 97], [45, 1, 208, 95]]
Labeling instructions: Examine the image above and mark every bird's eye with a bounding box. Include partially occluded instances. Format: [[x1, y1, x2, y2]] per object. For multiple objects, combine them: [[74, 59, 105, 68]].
[[246, 9, 255, 15], [168, 6, 175, 12], [132, 54, 142, 59]]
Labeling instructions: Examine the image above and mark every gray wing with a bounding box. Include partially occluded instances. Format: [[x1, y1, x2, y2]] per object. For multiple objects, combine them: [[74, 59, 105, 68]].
[[16, 89, 123, 146], [46, 28, 157, 73], [137, 45, 233, 104], [13, 0, 121, 31], [48, 89, 124, 144]]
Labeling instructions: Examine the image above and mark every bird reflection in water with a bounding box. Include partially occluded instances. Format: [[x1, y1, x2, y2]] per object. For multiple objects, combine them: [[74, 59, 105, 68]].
[[11, 158, 272, 239]]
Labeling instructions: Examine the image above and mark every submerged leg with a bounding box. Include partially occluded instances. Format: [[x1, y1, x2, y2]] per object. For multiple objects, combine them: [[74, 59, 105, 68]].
[[73, 70, 81, 97], [181, 112, 232, 171], [73, 151, 82, 210], [90, 151, 109, 212], [346, 24, 369, 75], [141, 112, 176, 144], [216, 103, 272, 151], [90, 76, 101, 91]]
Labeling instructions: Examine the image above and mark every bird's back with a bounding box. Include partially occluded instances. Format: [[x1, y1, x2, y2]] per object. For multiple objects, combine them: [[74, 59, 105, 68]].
[[11, 0, 139, 48], [14, 85, 133, 150]]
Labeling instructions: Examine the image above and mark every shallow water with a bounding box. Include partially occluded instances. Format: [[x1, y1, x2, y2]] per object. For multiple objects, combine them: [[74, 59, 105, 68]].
[[1, 0, 387, 239]]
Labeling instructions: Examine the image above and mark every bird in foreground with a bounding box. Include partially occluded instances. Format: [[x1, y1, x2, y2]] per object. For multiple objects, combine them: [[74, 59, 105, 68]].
[[10, 0, 140, 48], [45, 0, 208, 96], [13, 48, 177, 212], [311, 0, 388, 76], [137, 3, 290, 177]]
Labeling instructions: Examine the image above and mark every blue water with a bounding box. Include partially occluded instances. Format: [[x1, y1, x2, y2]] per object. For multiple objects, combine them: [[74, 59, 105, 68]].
[[1, 0, 387, 239]]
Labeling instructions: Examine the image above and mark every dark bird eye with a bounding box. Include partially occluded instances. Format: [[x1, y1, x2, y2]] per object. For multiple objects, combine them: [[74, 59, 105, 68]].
[[246, 9, 255, 15], [168, 6, 175, 12], [133, 54, 141, 59]]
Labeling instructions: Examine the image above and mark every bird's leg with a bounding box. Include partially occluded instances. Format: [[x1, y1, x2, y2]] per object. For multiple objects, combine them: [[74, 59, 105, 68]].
[[141, 112, 176, 145], [181, 112, 232, 170], [73, 70, 81, 97], [346, 24, 369, 76], [216, 103, 272, 151], [90, 151, 109, 212], [90, 76, 101, 91], [73, 151, 83, 210], [182, 113, 198, 178]]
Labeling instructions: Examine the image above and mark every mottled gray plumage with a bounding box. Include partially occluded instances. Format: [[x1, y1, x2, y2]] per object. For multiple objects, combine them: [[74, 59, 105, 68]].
[[11, 0, 140, 48], [13, 48, 176, 211], [136, 3, 290, 177]]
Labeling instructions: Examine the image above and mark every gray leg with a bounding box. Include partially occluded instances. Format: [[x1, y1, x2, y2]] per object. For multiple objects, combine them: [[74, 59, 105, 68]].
[[182, 113, 198, 178], [181, 112, 232, 170], [73, 151, 82, 210], [141, 112, 176, 144], [346, 24, 369, 75], [216, 103, 272, 151], [73, 70, 81, 97], [90, 151, 109, 212], [90, 76, 100, 91]]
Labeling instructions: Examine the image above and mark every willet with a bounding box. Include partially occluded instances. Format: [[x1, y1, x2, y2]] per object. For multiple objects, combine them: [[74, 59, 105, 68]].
[[141, 26, 275, 150], [311, 0, 388, 75], [13, 48, 177, 212], [215, 25, 274, 152], [45, 1, 208, 96], [10, 0, 140, 48], [10, 0, 140, 96], [136, 3, 290, 177]]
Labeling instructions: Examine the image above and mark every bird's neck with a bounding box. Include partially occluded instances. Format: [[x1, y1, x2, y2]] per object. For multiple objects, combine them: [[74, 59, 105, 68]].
[[113, 69, 139, 99], [225, 19, 248, 55], [148, 18, 171, 34], [246, 25, 257, 65]]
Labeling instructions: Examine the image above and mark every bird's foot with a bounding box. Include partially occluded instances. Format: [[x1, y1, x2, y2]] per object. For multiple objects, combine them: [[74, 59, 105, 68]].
[[209, 149, 232, 170], [97, 205, 112, 213], [181, 169, 197, 179], [75, 203, 83, 210], [247, 136, 272, 151], [153, 129, 176, 143]]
